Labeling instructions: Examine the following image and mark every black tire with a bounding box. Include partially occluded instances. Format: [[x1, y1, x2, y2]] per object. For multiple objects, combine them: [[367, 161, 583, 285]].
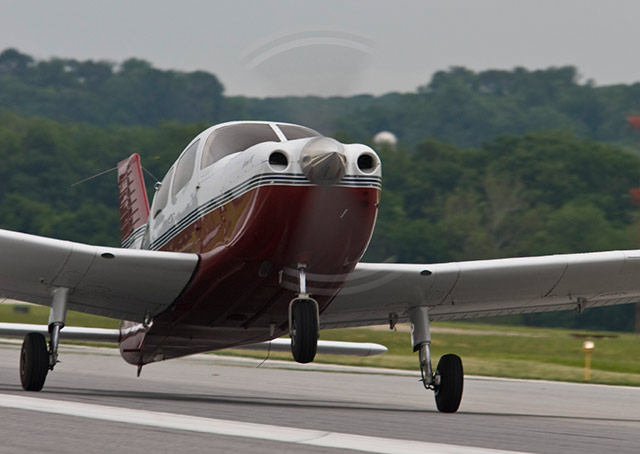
[[20, 332, 49, 391], [290, 300, 318, 364], [434, 354, 464, 413]]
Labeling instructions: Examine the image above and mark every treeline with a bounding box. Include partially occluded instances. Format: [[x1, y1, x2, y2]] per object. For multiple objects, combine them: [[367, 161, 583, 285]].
[[0, 49, 224, 125], [0, 112, 638, 330], [3, 49, 640, 148], [232, 66, 640, 148], [0, 113, 204, 245]]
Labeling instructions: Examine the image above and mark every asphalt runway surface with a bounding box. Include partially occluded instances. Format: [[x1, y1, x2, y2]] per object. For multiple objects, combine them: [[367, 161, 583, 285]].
[[0, 341, 638, 454]]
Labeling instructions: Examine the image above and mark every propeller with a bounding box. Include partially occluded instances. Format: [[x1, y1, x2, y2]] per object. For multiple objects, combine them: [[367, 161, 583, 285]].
[[242, 29, 375, 98], [242, 30, 381, 293]]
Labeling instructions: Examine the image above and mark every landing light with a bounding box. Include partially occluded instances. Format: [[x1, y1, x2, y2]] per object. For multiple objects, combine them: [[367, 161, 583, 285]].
[[583, 340, 595, 381]]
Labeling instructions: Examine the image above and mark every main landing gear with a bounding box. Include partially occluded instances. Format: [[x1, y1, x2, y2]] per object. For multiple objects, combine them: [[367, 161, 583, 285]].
[[289, 266, 319, 363], [20, 287, 68, 391], [409, 307, 464, 413]]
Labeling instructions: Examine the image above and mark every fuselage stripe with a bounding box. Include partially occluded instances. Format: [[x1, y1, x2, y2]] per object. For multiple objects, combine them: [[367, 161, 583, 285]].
[[148, 173, 381, 251], [121, 224, 146, 249]]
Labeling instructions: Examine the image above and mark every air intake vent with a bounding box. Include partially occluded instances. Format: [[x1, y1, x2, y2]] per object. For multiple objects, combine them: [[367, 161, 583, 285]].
[[357, 153, 376, 173], [269, 151, 288, 171]]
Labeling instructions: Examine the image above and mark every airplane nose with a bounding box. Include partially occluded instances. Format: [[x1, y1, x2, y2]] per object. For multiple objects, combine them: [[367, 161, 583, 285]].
[[300, 137, 347, 185]]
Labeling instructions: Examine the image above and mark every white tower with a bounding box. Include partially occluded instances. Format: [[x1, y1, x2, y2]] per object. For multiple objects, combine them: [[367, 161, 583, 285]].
[[373, 131, 398, 150]]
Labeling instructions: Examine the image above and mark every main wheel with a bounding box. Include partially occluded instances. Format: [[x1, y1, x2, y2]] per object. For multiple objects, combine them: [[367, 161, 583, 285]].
[[290, 300, 318, 364], [20, 332, 49, 391], [434, 354, 464, 413]]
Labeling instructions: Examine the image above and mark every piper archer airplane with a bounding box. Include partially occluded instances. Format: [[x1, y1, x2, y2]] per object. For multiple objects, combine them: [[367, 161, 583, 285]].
[[1, 120, 640, 413]]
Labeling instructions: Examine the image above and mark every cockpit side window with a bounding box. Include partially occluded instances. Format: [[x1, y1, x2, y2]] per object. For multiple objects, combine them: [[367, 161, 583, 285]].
[[152, 167, 174, 218], [277, 124, 321, 140], [201, 124, 281, 169], [172, 139, 199, 197]]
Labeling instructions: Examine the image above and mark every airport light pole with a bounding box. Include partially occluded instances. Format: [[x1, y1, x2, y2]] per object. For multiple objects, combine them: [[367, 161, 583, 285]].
[[583, 340, 595, 381]]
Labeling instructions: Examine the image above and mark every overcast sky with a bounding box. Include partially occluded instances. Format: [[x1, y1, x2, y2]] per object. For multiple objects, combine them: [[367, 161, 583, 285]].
[[2, 0, 640, 97]]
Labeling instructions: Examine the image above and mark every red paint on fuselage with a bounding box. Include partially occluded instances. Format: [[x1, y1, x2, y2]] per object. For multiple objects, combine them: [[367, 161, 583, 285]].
[[120, 184, 379, 365]]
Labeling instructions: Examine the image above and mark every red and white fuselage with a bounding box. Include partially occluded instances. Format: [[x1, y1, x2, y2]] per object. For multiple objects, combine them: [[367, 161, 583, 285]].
[[119, 121, 382, 365]]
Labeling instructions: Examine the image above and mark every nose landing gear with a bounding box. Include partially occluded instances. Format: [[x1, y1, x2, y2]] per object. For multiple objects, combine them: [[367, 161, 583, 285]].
[[409, 307, 464, 413], [289, 266, 319, 363]]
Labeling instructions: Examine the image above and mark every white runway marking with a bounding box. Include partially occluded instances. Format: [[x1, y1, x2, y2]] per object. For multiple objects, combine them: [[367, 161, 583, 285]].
[[0, 392, 529, 454]]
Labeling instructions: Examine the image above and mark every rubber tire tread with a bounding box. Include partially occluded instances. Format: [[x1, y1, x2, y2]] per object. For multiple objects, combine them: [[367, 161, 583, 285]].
[[20, 332, 49, 391], [291, 301, 318, 364], [434, 354, 464, 413]]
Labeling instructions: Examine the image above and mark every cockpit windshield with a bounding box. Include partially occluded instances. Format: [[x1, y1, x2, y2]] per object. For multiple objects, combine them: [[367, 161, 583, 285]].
[[277, 124, 321, 140], [201, 123, 280, 169]]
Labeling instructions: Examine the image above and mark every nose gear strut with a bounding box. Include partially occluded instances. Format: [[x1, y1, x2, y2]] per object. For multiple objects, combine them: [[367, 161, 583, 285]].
[[288, 265, 319, 363]]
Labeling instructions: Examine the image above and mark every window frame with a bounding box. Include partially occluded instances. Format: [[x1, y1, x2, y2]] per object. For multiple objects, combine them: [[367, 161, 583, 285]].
[[171, 139, 200, 198], [276, 124, 321, 141], [152, 167, 174, 219]]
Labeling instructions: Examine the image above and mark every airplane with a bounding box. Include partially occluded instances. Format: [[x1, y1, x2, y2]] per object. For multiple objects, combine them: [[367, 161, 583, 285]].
[[2, 120, 640, 413]]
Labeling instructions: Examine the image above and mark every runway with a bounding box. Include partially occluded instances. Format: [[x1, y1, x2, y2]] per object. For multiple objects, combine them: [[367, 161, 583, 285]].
[[0, 342, 638, 454]]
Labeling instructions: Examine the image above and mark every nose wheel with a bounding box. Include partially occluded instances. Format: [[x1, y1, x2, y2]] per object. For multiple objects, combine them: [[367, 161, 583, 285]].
[[290, 298, 318, 363], [289, 266, 319, 363]]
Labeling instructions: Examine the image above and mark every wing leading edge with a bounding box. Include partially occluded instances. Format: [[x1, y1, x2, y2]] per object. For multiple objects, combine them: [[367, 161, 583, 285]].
[[0, 229, 198, 322], [322, 250, 640, 328]]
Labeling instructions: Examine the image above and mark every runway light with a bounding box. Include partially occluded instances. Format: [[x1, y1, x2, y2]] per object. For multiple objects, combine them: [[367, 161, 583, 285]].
[[583, 340, 595, 381]]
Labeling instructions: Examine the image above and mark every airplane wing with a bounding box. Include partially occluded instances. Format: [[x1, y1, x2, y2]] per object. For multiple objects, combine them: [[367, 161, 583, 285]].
[[0, 229, 198, 322], [321, 250, 640, 328]]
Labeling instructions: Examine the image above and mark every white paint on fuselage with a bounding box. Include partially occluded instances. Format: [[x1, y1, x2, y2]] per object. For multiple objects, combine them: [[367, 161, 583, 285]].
[[145, 121, 381, 252]]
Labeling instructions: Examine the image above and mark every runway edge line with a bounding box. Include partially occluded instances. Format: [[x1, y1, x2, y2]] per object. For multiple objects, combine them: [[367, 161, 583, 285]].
[[0, 392, 530, 454]]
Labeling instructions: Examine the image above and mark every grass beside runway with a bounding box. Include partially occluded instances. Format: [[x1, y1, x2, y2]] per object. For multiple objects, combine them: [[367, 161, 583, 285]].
[[230, 324, 640, 386], [1, 303, 639, 386], [0, 303, 119, 328]]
